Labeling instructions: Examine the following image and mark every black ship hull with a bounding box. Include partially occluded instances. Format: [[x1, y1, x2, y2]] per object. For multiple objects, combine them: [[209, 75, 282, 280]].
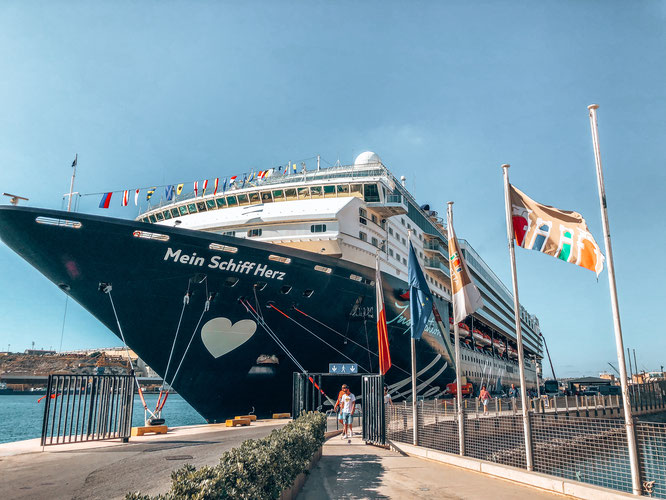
[[0, 206, 461, 421]]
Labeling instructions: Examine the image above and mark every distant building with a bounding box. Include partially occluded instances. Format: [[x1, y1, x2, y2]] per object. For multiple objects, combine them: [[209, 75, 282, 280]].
[[599, 372, 619, 385], [24, 349, 56, 355]]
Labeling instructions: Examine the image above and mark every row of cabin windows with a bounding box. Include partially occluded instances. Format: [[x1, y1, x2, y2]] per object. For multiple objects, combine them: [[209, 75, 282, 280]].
[[224, 277, 315, 298], [228, 224, 327, 239], [142, 183, 380, 223]]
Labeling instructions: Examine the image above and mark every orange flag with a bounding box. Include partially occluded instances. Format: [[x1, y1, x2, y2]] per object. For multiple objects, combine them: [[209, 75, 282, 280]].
[[375, 258, 391, 375]]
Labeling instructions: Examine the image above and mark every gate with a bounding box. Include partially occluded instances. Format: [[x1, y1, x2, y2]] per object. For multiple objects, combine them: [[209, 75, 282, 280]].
[[292, 372, 323, 417], [41, 374, 135, 446], [362, 374, 385, 445]]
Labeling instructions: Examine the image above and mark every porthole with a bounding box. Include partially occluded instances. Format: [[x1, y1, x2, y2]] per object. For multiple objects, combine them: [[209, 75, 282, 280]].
[[224, 277, 239, 287], [303, 289, 314, 298], [280, 285, 292, 294], [255, 282, 268, 291]]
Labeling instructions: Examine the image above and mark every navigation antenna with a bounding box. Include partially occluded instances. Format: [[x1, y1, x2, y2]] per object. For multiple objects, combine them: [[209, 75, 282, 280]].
[[2, 193, 29, 205]]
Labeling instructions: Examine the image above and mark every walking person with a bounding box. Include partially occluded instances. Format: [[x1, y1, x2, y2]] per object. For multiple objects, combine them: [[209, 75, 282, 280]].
[[479, 385, 491, 415], [337, 384, 356, 438], [508, 383, 518, 399], [384, 385, 393, 406]]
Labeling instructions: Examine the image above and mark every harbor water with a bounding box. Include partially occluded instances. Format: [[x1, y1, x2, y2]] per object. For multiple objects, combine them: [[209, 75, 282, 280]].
[[0, 394, 206, 445]]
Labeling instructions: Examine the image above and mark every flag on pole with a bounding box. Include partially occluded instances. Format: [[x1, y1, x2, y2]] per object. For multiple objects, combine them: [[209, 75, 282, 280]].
[[222, 178, 228, 193], [202, 179, 208, 195], [99, 192, 112, 208], [193, 181, 198, 197], [165, 185, 174, 201], [230, 175, 237, 184], [214, 178, 219, 195], [71, 155, 77, 168], [146, 187, 155, 201], [176, 183, 184, 195], [447, 212, 483, 323], [375, 258, 392, 375], [509, 184, 605, 276], [134, 188, 140, 206], [408, 240, 433, 340], [121, 190, 129, 207], [241, 173, 247, 187]]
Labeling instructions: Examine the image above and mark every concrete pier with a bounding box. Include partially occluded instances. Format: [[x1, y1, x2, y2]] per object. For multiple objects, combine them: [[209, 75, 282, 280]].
[[0, 420, 287, 500]]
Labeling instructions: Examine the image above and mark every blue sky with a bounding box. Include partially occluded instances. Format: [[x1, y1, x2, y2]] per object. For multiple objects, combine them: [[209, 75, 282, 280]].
[[0, 1, 664, 378]]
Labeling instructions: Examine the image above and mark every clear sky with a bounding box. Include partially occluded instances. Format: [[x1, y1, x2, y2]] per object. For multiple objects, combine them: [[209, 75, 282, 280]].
[[0, 1, 664, 378]]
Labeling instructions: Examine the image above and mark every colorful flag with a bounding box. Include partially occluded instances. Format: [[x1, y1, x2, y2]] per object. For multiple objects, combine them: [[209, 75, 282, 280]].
[[375, 258, 392, 375], [447, 213, 483, 323], [214, 178, 219, 195], [165, 185, 174, 201], [230, 175, 237, 184], [134, 189, 140, 206], [241, 173, 247, 187], [292, 163, 297, 173], [193, 181, 198, 197], [99, 192, 112, 209], [121, 190, 129, 207], [222, 178, 228, 193], [257, 170, 264, 180], [146, 187, 155, 201], [509, 184, 605, 276], [176, 183, 184, 195], [202, 179, 208, 195], [408, 240, 433, 339]]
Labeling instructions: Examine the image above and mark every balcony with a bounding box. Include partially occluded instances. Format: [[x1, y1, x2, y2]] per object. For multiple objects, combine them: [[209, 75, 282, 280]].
[[424, 257, 449, 277], [423, 240, 447, 257], [367, 193, 408, 217]]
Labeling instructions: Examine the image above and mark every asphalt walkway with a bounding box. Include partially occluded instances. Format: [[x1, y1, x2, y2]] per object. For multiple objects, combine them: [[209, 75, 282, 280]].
[[298, 433, 564, 500]]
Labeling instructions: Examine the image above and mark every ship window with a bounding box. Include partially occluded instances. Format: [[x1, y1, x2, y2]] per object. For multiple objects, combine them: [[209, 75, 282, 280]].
[[303, 289, 314, 298], [389, 227, 393, 235], [254, 282, 268, 291], [311, 224, 326, 233], [315, 265, 332, 274], [285, 188, 298, 200], [359, 231, 367, 242], [187, 203, 197, 214], [224, 277, 239, 287], [261, 191, 273, 203], [363, 184, 380, 203], [371, 237, 379, 247], [310, 186, 323, 198], [359, 208, 368, 218], [272, 190, 285, 201], [247, 228, 262, 237], [407, 223, 411, 230], [323, 185, 336, 197], [221, 231, 235, 236], [210, 242, 237, 253], [133, 230, 169, 242], [216, 197, 227, 208], [269, 254, 291, 264], [359, 217, 367, 225], [401, 218, 405, 226], [155, 212, 164, 221], [371, 214, 378, 224], [206, 199, 217, 210], [163, 210, 172, 220], [298, 187, 310, 199], [238, 193, 250, 205], [249, 192, 260, 204], [35, 216, 82, 229], [389, 248, 394, 257], [197, 201, 207, 212], [349, 274, 362, 282], [336, 184, 349, 195], [280, 285, 292, 294], [178, 206, 188, 216], [226, 195, 238, 207], [350, 184, 363, 198], [169, 208, 179, 218], [402, 257, 407, 265]]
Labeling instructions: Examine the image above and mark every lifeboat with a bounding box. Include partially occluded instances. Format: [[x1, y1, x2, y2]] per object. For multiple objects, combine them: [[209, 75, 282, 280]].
[[493, 338, 506, 354], [458, 322, 471, 338], [472, 329, 491, 347], [507, 345, 518, 359]]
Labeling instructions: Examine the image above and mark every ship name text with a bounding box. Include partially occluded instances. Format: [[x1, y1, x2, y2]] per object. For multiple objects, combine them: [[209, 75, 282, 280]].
[[163, 247, 285, 280]]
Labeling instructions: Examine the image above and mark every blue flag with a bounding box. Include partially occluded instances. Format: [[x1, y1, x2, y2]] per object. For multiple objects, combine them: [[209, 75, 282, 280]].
[[222, 178, 228, 193], [165, 185, 174, 201], [408, 240, 433, 339]]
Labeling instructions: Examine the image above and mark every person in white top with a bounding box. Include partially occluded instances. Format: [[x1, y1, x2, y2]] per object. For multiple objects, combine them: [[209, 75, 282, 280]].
[[338, 384, 356, 438]]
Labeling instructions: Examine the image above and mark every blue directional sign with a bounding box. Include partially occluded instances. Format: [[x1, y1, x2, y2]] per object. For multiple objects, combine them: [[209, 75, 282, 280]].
[[329, 363, 358, 374]]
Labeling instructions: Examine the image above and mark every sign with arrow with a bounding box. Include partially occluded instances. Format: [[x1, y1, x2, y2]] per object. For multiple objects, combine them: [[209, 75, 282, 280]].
[[329, 363, 358, 374]]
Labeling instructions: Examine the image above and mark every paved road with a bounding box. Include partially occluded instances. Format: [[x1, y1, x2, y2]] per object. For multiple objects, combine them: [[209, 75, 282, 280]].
[[298, 434, 563, 500], [0, 422, 286, 500]]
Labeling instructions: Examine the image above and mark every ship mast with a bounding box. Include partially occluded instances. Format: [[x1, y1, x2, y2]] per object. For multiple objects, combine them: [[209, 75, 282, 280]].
[[66, 154, 77, 212]]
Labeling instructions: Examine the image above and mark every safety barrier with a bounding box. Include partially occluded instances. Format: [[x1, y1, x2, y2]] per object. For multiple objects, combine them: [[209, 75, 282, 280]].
[[387, 398, 666, 497], [41, 374, 134, 446]]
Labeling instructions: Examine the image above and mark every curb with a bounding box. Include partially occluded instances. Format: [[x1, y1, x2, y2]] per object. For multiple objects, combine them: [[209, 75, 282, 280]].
[[278, 446, 323, 500]]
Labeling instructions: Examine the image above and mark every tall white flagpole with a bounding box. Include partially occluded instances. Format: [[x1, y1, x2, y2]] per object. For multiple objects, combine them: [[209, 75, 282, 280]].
[[588, 104, 641, 495], [408, 229, 419, 446], [447, 202, 465, 456], [502, 164, 534, 471], [67, 154, 77, 212]]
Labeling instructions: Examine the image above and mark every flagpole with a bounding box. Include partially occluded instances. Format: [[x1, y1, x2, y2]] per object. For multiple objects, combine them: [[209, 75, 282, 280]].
[[408, 229, 419, 446], [588, 104, 641, 495], [447, 202, 465, 456], [67, 154, 77, 212], [502, 164, 534, 471]]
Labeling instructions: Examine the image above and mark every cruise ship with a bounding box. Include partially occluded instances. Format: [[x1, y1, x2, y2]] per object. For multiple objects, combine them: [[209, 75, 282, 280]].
[[0, 152, 542, 421]]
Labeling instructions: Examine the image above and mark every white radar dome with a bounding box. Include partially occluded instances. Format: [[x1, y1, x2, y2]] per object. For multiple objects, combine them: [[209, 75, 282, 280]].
[[354, 151, 382, 166]]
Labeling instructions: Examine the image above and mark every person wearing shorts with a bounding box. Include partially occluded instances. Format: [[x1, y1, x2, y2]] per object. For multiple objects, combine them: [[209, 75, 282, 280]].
[[479, 385, 491, 414], [338, 384, 356, 438]]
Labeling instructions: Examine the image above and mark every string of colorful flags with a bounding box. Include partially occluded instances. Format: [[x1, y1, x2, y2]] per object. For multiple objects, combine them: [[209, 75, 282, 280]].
[[96, 163, 305, 209]]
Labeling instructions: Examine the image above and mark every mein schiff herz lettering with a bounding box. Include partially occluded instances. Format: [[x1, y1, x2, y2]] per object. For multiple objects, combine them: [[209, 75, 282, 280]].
[[0, 152, 542, 421]]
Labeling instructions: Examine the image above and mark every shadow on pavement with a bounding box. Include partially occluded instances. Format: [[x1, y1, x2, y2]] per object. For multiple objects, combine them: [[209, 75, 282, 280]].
[[299, 454, 388, 499]]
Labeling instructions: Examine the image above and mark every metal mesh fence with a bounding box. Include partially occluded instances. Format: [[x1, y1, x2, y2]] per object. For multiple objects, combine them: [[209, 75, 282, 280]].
[[418, 399, 459, 455], [531, 413, 632, 494], [636, 421, 666, 498], [464, 413, 526, 468], [386, 402, 413, 444]]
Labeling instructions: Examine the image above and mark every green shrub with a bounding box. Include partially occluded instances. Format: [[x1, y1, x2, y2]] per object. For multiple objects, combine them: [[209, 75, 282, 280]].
[[126, 412, 326, 500]]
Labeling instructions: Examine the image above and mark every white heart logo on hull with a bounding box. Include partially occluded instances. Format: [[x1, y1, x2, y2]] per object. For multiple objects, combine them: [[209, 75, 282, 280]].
[[201, 317, 257, 359]]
